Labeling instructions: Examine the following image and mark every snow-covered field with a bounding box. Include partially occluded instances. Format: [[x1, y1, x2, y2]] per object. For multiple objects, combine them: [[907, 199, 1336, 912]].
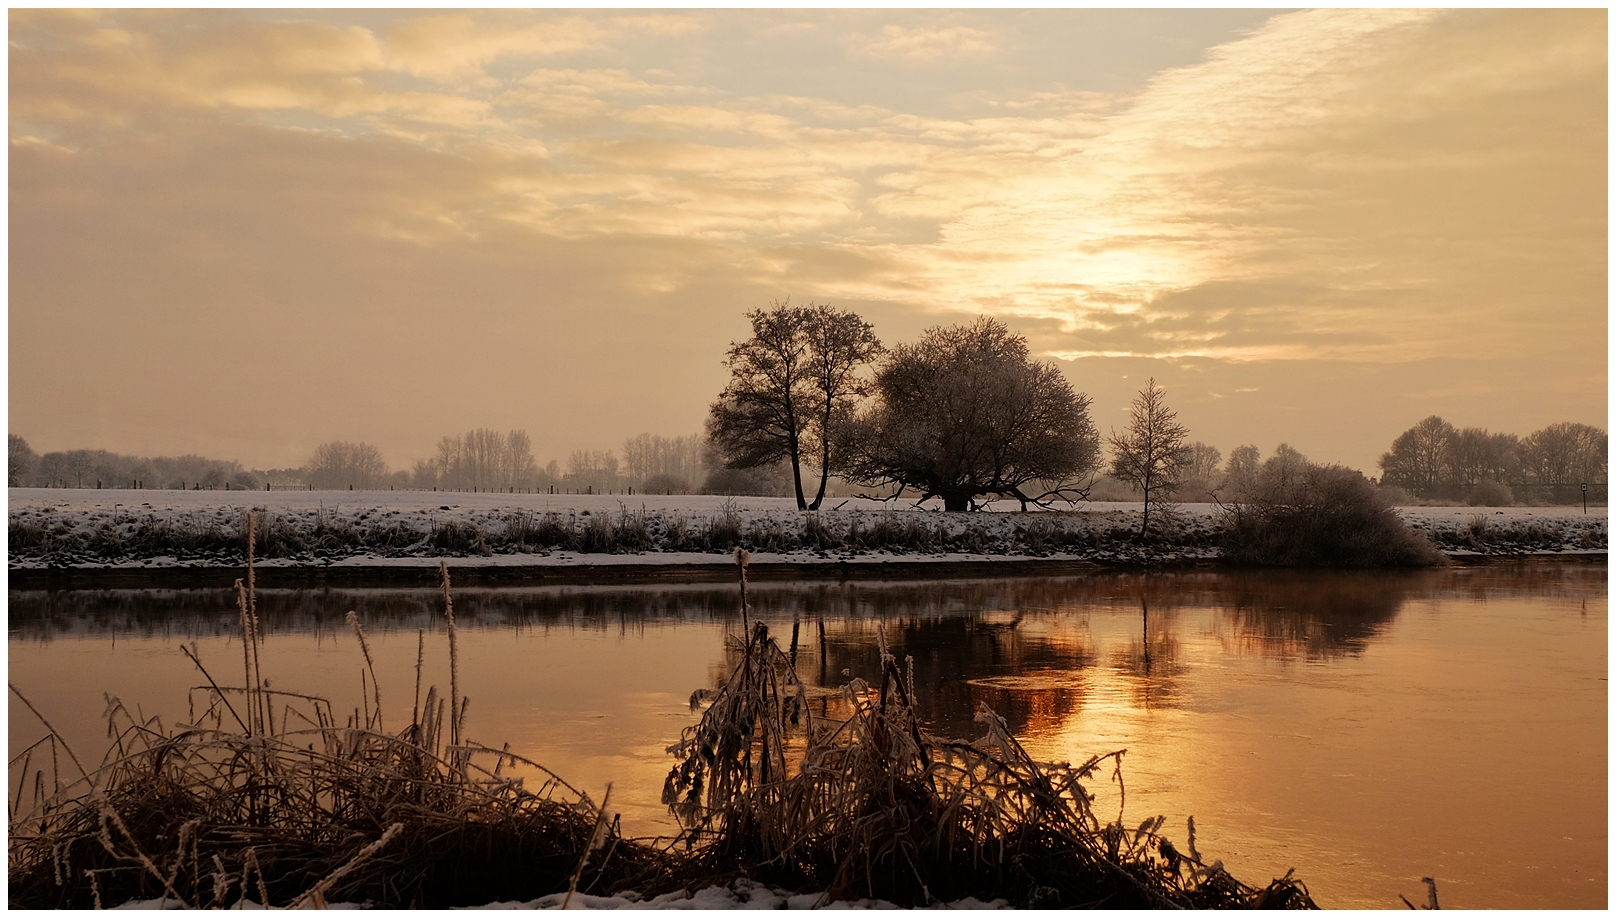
[[7, 488, 1606, 571]]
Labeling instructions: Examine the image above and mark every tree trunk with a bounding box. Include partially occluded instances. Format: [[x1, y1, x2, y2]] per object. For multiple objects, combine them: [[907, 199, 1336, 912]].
[[943, 493, 971, 512], [809, 409, 831, 510], [788, 440, 807, 510]]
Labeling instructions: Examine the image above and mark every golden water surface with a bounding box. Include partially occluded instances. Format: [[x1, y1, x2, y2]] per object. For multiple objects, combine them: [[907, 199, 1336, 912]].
[[9, 565, 1605, 908]]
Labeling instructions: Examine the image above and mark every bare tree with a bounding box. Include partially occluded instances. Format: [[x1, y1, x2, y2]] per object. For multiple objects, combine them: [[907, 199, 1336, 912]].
[[9, 435, 37, 487], [565, 449, 620, 493], [306, 441, 388, 490], [802, 304, 882, 509], [1522, 421, 1607, 487], [61, 450, 97, 489], [1221, 444, 1262, 502], [1178, 441, 1223, 499], [1378, 416, 1455, 498], [708, 302, 815, 508], [425, 429, 540, 491], [839, 317, 1098, 511], [708, 300, 882, 510], [1107, 378, 1191, 538], [623, 433, 705, 492]]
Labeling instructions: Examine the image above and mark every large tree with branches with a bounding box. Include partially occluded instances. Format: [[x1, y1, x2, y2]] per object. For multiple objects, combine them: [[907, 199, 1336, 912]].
[[707, 300, 882, 510], [839, 317, 1098, 511]]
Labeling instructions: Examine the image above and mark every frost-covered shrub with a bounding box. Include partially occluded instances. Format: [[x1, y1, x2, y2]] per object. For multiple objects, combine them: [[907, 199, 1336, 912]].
[[705, 506, 743, 550], [1222, 462, 1443, 568], [431, 520, 490, 556], [611, 507, 653, 552], [1466, 480, 1513, 507], [745, 514, 792, 552], [801, 513, 836, 549]]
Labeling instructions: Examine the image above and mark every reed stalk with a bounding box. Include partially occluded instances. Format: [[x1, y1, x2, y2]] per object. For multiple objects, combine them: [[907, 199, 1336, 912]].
[[9, 558, 1318, 910], [440, 561, 461, 749]]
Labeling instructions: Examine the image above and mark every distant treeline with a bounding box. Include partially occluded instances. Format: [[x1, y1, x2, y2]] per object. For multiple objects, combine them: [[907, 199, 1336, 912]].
[[6, 430, 795, 496], [7, 435, 260, 490], [1376, 416, 1607, 504], [12, 414, 1606, 507]]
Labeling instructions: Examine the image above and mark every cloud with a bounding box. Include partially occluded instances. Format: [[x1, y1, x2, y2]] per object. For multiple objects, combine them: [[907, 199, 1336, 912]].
[[852, 24, 999, 62], [8, 9, 1604, 472], [382, 14, 608, 82], [814, 9, 1606, 371]]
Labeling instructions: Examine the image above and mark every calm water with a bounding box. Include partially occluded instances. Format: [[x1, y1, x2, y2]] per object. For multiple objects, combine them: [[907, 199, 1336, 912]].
[[9, 565, 1606, 909]]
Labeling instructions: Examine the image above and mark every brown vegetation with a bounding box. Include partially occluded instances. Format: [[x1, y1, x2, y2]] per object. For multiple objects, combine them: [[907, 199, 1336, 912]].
[[9, 532, 1319, 909], [1221, 459, 1443, 568]]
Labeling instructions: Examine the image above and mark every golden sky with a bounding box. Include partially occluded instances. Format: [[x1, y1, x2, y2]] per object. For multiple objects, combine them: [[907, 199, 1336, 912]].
[[8, 9, 1607, 473]]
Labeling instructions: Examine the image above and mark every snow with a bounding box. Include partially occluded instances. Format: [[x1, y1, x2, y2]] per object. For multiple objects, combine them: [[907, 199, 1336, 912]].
[[7, 488, 1605, 572], [111, 880, 1010, 910]]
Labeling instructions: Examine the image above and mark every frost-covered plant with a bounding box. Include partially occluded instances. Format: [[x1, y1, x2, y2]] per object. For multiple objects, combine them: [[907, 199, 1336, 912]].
[[1221, 460, 1442, 568]]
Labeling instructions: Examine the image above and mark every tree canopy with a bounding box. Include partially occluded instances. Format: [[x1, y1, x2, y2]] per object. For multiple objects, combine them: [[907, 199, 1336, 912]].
[[839, 317, 1098, 511], [707, 300, 881, 509]]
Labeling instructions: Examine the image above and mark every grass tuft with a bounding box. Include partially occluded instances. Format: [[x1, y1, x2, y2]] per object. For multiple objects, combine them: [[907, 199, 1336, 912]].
[[11, 516, 1320, 909]]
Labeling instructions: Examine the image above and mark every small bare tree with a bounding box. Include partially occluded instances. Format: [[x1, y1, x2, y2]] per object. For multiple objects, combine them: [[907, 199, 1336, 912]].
[[1377, 415, 1455, 498], [1107, 378, 1191, 538]]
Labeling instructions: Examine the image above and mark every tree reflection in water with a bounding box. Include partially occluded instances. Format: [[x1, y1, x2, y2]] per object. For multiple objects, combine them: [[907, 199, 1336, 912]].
[[12, 565, 1604, 743]]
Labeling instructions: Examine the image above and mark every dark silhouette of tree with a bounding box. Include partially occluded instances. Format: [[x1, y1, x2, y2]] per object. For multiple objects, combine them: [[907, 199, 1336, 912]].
[[838, 317, 1098, 511], [305, 441, 388, 490], [9, 435, 37, 487], [802, 305, 882, 509], [1107, 378, 1191, 538], [1522, 421, 1607, 488], [707, 300, 882, 510], [1221, 444, 1261, 502], [1448, 427, 1520, 489], [1378, 415, 1455, 497]]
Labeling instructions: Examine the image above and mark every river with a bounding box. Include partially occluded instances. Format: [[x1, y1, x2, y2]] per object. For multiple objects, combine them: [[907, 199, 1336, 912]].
[[8, 563, 1605, 908]]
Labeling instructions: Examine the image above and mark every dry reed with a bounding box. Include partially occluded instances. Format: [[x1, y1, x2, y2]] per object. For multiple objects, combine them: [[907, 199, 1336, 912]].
[[10, 512, 1318, 909], [7, 513, 667, 908], [660, 616, 1317, 907]]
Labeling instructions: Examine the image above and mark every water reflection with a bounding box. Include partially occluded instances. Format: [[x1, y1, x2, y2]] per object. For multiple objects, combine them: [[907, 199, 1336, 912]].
[[18, 565, 1582, 748], [9, 565, 1606, 908]]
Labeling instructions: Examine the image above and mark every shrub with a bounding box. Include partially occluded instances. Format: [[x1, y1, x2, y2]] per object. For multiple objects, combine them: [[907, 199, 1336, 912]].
[[8, 562, 657, 909], [705, 504, 743, 551], [431, 520, 491, 556], [641, 473, 689, 496], [1222, 463, 1443, 568], [534, 512, 575, 549], [1466, 480, 1513, 507], [801, 513, 836, 550], [614, 507, 653, 552], [1374, 483, 1414, 506], [578, 512, 616, 553], [745, 515, 793, 552]]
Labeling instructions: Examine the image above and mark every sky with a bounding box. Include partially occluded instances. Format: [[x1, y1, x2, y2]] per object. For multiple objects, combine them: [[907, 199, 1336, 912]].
[[8, 9, 1608, 476]]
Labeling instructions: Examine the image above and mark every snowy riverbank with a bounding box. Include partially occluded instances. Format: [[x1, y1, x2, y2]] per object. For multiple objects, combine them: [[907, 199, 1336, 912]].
[[7, 489, 1605, 578]]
